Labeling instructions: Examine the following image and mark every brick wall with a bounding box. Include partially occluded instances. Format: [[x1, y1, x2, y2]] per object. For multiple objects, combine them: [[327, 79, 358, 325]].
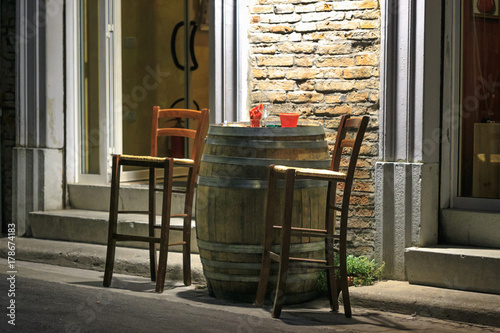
[[248, 0, 380, 256], [1, 0, 16, 229]]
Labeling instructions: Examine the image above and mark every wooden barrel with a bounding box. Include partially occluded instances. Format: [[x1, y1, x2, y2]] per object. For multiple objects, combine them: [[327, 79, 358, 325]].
[[196, 124, 330, 303]]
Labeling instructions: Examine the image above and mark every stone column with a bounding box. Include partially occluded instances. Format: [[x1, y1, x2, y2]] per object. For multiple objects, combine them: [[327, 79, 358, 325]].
[[375, 0, 442, 279], [1, 0, 17, 231], [13, 0, 65, 235]]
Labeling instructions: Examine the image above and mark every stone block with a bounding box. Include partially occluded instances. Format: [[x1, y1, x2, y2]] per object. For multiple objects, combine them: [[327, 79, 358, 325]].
[[296, 22, 317, 32], [344, 67, 372, 79], [405, 247, 500, 295], [301, 12, 333, 22], [315, 80, 355, 92], [346, 91, 369, 102], [317, 43, 353, 55], [356, 53, 379, 66], [268, 68, 286, 79], [295, 4, 315, 13], [441, 209, 500, 248], [30, 209, 199, 253], [277, 42, 316, 53], [252, 68, 268, 79], [360, 19, 380, 29], [251, 5, 274, 13], [317, 56, 355, 67], [256, 55, 294, 66], [287, 91, 324, 103], [285, 68, 322, 79], [334, 0, 379, 11], [325, 94, 345, 103], [252, 44, 277, 54], [316, 3, 334, 12], [296, 79, 315, 90], [295, 56, 315, 67], [259, 13, 302, 24], [13, 148, 64, 236], [273, 4, 295, 14], [269, 25, 294, 34], [256, 80, 295, 91], [353, 10, 381, 20]]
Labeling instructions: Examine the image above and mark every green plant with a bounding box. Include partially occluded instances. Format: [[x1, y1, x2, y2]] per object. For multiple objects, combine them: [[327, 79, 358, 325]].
[[346, 255, 385, 286], [317, 255, 385, 293]]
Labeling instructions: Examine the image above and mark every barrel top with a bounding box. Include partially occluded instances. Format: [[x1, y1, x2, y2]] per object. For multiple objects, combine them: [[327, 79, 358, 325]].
[[208, 124, 325, 137]]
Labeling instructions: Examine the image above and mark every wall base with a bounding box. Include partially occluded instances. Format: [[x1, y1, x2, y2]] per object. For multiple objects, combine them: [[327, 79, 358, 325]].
[[12, 147, 63, 235], [375, 162, 439, 280]]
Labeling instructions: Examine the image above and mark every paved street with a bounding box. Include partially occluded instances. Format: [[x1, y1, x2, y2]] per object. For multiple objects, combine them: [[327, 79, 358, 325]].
[[0, 259, 499, 332]]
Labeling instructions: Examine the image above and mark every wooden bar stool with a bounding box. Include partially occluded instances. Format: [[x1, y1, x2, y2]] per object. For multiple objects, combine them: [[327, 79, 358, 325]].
[[103, 107, 209, 293], [255, 115, 369, 318]]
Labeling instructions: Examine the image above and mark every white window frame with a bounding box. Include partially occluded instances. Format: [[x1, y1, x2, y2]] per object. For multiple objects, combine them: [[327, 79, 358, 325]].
[[66, 0, 122, 185], [442, 0, 500, 213]]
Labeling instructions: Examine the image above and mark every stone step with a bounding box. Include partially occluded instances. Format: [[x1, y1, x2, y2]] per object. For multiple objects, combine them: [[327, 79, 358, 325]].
[[68, 183, 195, 217], [29, 209, 198, 253], [405, 246, 500, 294]]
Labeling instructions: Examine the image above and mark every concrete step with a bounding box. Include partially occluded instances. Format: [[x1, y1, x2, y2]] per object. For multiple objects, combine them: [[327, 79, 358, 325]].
[[29, 209, 198, 253], [68, 183, 196, 217], [405, 246, 500, 294]]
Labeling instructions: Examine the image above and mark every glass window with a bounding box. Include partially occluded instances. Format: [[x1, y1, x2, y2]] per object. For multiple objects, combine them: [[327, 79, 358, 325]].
[[80, 0, 101, 174], [459, 0, 500, 199]]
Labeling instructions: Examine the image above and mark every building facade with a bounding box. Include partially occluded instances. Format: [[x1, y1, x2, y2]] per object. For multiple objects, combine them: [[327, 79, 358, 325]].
[[1, 0, 499, 294]]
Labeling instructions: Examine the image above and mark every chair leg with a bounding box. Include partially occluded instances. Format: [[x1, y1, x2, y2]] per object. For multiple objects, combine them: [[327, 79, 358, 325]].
[[272, 169, 295, 318], [156, 158, 173, 293], [182, 169, 195, 286], [339, 246, 352, 318], [325, 182, 338, 311], [326, 246, 338, 311], [256, 167, 278, 307], [104, 155, 121, 287], [149, 167, 158, 282]]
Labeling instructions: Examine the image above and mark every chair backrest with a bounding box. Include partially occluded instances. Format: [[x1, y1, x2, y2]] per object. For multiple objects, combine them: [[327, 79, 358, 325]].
[[150, 106, 210, 165], [330, 115, 369, 190]]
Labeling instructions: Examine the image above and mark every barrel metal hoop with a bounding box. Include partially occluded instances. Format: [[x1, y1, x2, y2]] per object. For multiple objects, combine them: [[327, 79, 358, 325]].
[[205, 137, 328, 149], [201, 258, 265, 270], [201, 155, 330, 168], [196, 239, 325, 254], [197, 176, 328, 189], [208, 125, 326, 137], [203, 270, 321, 283]]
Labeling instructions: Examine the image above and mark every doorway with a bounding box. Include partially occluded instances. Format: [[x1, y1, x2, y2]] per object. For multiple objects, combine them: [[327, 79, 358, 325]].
[[77, 0, 209, 184]]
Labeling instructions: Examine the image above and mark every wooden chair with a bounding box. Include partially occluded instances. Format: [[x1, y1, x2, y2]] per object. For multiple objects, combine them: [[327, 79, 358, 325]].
[[255, 115, 369, 318], [103, 107, 209, 293]]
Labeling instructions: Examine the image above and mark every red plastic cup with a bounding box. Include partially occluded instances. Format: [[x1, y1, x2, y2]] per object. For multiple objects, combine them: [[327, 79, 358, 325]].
[[250, 118, 261, 128], [279, 113, 299, 127]]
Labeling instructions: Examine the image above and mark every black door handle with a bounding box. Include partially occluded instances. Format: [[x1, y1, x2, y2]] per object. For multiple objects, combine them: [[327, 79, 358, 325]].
[[171, 21, 198, 71]]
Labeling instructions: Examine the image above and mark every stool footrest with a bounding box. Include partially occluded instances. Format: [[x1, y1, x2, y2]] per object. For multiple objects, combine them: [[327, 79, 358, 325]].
[[153, 225, 185, 231], [118, 210, 149, 214], [168, 241, 187, 246], [273, 226, 327, 234], [273, 226, 340, 239], [171, 214, 188, 218], [115, 234, 160, 243], [268, 250, 339, 269], [154, 188, 188, 194], [269, 251, 280, 262], [288, 257, 339, 269]]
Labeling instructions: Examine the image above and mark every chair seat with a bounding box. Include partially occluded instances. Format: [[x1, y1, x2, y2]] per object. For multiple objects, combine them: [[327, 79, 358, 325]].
[[273, 165, 347, 181], [119, 154, 195, 167]]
